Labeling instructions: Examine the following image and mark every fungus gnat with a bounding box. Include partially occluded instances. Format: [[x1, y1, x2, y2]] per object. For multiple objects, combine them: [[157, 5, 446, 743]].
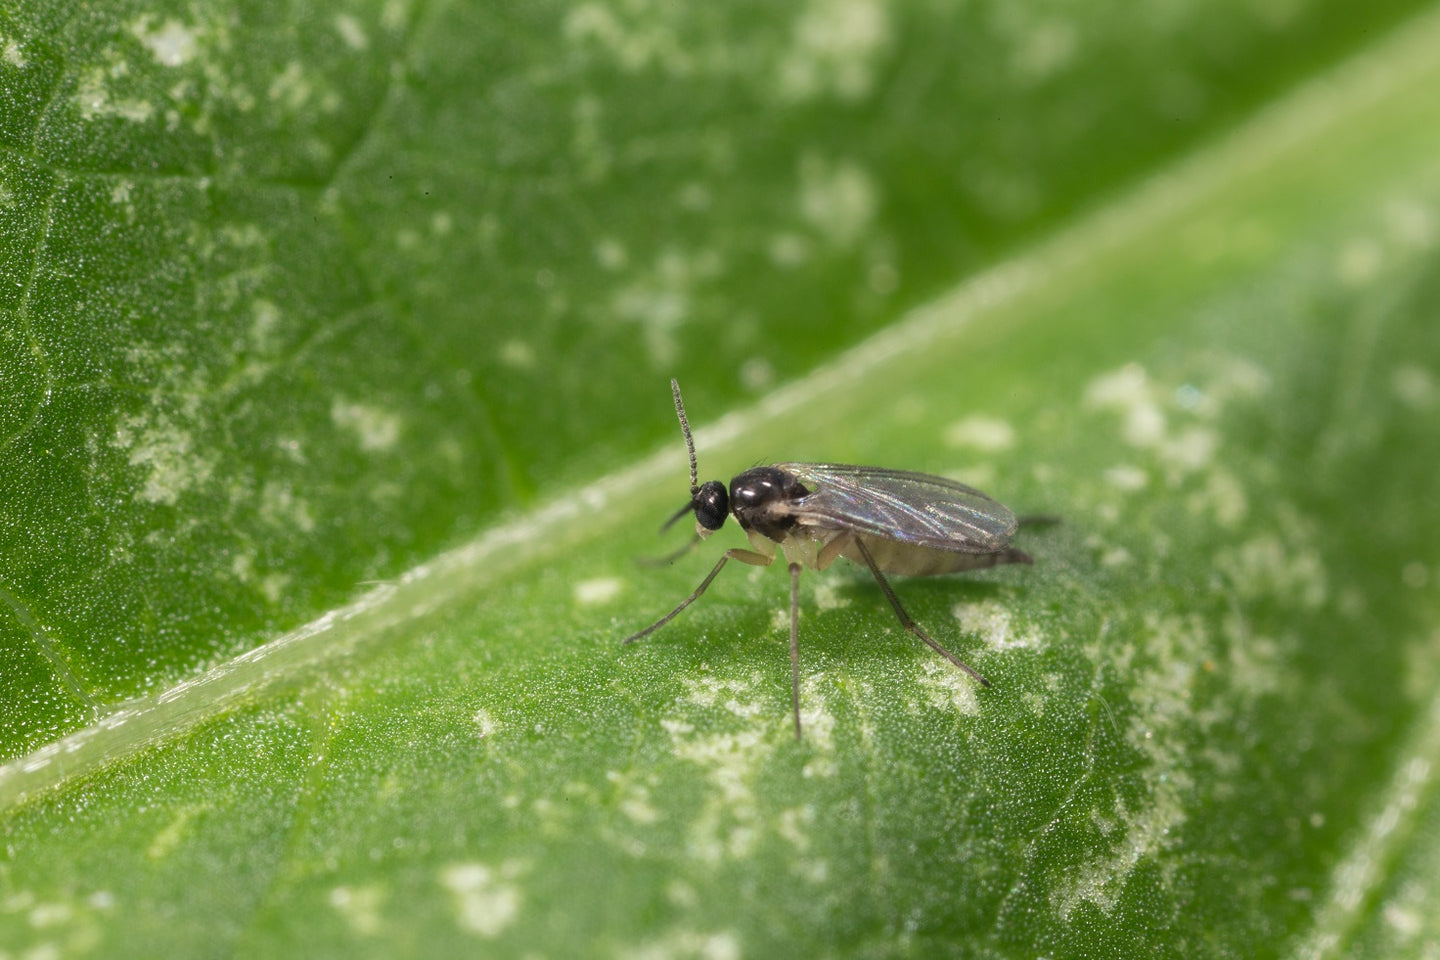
[[624, 380, 1037, 740]]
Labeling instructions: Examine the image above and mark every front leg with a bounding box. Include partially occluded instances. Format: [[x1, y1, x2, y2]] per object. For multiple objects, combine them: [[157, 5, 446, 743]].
[[624, 548, 774, 644]]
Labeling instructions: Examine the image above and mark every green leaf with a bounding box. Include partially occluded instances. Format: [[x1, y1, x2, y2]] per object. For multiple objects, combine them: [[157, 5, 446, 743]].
[[4, 1, 1440, 957]]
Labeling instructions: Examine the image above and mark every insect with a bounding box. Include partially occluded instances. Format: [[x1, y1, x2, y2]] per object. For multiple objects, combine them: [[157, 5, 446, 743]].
[[625, 380, 1037, 739]]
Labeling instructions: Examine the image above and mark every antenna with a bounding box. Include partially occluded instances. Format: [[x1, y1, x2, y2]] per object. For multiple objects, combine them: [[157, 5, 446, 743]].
[[670, 378, 699, 496]]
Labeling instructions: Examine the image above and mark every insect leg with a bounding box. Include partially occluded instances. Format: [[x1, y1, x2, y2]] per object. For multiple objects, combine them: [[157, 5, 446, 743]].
[[852, 537, 992, 687], [788, 561, 802, 741], [623, 548, 774, 644]]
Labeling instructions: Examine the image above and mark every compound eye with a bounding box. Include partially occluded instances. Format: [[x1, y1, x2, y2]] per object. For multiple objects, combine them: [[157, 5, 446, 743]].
[[693, 480, 729, 531]]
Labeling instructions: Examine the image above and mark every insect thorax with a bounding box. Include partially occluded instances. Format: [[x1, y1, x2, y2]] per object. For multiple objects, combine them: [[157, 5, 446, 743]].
[[729, 466, 811, 543]]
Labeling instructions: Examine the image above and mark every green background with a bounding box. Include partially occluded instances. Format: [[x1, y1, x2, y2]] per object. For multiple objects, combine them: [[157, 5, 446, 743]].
[[3, 0, 1440, 956]]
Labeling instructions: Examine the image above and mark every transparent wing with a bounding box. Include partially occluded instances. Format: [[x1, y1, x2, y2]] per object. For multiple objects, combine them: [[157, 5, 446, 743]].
[[778, 462, 1018, 553]]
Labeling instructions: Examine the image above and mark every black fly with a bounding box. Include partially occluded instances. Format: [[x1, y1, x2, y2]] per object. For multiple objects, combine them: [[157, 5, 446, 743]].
[[625, 380, 1036, 739]]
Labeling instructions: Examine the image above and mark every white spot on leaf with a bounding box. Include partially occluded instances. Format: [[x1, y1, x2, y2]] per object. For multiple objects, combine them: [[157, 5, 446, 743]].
[[131, 17, 199, 67], [334, 14, 369, 51], [76, 67, 155, 122], [954, 598, 1041, 652], [331, 398, 403, 452], [1392, 364, 1436, 409], [116, 414, 214, 505], [440, 862, 524, 938], [777, 0, 889, 102], [1103, 465, 1149, 492], [944, 415, 1015, 452], [329, 885, 384, 935], [798, 153, 877, 249], [574, 577, 622, 605], [3, 38, 28, 68]]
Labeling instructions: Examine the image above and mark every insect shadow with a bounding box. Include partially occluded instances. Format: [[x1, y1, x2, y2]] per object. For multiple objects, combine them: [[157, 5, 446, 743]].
[[624, 379, 1044, 740]]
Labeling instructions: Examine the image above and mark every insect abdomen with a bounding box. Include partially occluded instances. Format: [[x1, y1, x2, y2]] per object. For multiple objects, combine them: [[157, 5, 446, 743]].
[[841, 536, 1033, 576]]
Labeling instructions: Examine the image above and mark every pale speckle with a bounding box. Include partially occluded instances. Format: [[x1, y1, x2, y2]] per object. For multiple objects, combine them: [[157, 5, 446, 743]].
[[1186, 468, 1248, 528], [667, 675, 779, 861], [146, 806, 200, 860], [1051, 610, 1206, 921], [1218, 535, 1328, 610], [954, 598, 1041, 652], [28, 902, 72, 927], [381, 0, 410, 31], [798, 153, 877, 249], [777, 0, 889, 102], [739, 356, 774, 391], [769, 605, 791, 635], [1051, 795, 1184, 920], [611, 248, 722, 366], [1010, 18, 1077, 81], [608, 770, 660, 824], [331, 398, 403, 452], [335, 14, 369, 51], [251, 299, 282, 352], [867, 259, 899, 294], [596, 237, 628, 270], [3, 38, 28, 68], [259, 572, 291, 605], [572, 94, 611, 183], [109, 179, 137, 223], [1100, 545, 1132, 567], [1402, 563, 1429, 590], [498, 339, 536, 370], [768, 231, 811, 267], [1382, 901, 1423, 938], [474, 708, 500, 739], [116, 414, 215, 505], [677, 182, 712, 211], [259, 481, 316, 533], [329, 885, 385, 936], [575, 577, 623, 605], [230, 551, 255, 582], [1213, 356, 1272, 401], [944, 415, 1015, 452], [1384, 198, 1437, 249], [797, 674, 837, 758], [916, 658, 981, 716], [621, 928, 742, 960], [431, 211, 452, 235], [672, 725, 771, 862], [131, 17, 199, 67], [811, 579, 850, 612], [77, 67, 155, 122], [563, 3, 693, 76], [1160, 425, 1219, 473], [665, 879, 698, 909], [1336, 236, 1383, 286], [1392, 364, 1436, 409], [1085, 364, 1167, 448], [1103, 465, 1148, 492], [269, 62, 313, 111], [682, 673, 762, 711], [220, 222, 268, 249], [440, 862, 524, 938], [776, 804, 815, 852]]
